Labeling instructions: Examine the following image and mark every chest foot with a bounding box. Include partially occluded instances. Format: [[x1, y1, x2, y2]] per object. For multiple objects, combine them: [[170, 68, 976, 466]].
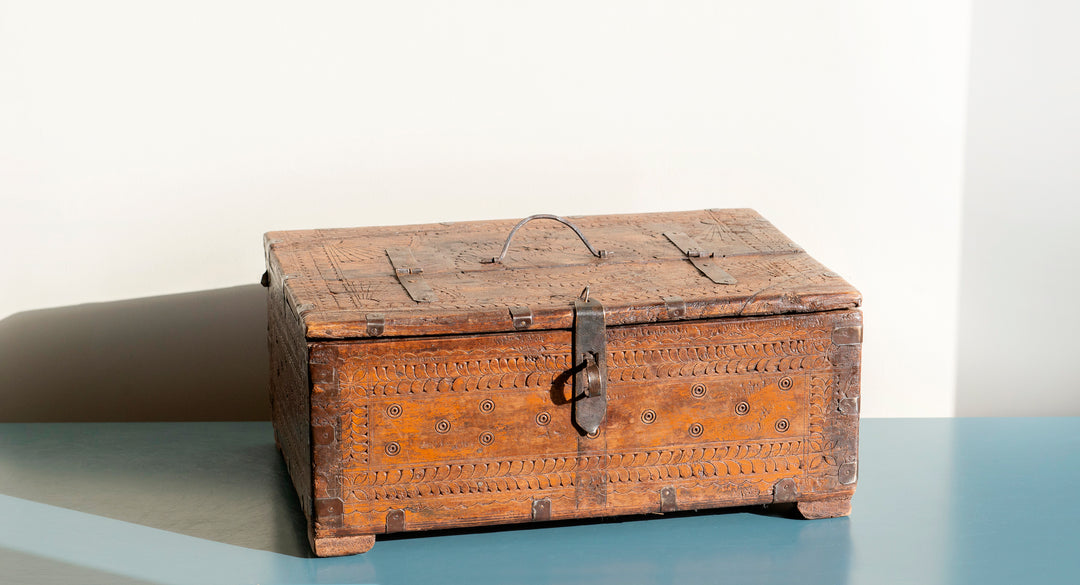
[[797, 495, 852, 519]]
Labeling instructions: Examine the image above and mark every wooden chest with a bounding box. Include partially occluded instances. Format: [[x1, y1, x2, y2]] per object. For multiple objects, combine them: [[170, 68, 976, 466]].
[[263, 209, 862, 557]]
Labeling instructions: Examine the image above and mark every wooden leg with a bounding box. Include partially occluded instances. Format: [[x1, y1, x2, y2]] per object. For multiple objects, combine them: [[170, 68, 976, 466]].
[[310, 533, 376, 557], [797, 495, 852, 519]]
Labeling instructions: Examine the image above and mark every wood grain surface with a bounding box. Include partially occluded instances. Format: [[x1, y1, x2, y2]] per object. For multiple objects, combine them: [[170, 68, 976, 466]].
[[265, 209, 860, 338], [264, 209, 862, 556]]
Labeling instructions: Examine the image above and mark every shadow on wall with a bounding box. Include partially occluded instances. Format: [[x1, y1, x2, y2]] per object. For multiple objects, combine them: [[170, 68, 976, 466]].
[[0, 285, 270, 422]]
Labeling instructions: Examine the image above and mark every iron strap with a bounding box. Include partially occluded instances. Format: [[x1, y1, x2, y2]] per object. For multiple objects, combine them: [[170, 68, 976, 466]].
[[385, 247, 438, 303], [663, 232, 737, 285]]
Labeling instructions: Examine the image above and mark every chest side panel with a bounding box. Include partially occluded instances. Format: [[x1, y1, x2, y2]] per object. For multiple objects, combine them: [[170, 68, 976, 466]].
[[266, 266, 314, 524], [311, 310, 860, 536]]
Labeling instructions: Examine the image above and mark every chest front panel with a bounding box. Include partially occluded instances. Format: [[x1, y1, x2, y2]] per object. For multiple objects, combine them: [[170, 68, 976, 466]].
[[308, 310, 861, 535]]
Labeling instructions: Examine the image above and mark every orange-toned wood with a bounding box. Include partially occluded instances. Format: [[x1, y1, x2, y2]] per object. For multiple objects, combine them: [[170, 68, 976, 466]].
[[265, 209, 862, 556]]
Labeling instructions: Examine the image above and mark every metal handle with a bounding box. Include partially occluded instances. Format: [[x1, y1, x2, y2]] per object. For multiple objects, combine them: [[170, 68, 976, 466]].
[[581, 355, 602, 398], [481, 214, 607, 264]]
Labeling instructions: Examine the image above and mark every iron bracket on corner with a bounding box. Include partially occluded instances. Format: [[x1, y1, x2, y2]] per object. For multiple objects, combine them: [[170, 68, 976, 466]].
[[572, 287, 607, 435]]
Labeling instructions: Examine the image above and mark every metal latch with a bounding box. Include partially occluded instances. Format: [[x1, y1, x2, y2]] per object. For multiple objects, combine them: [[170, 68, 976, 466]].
[[572, 287, 607, 435]]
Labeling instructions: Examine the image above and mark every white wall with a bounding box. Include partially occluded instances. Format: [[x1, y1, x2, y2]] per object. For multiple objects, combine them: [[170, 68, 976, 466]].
[[0, 1, 971, 418], [956, 0, 1080, 415]]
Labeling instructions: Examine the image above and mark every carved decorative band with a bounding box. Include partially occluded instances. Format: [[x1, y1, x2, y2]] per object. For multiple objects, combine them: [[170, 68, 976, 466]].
[[343, 441, 803, 502], [806, 374, 836, 473], [343, 339, 831, 396], [340, 407, 369, 465]]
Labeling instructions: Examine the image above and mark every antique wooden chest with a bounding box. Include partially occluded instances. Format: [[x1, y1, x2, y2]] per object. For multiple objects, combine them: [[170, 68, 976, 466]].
[[263, 209, 862, 557]]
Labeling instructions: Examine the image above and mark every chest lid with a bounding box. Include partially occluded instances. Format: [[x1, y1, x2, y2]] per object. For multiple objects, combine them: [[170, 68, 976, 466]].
[[264, 209, 860, 339]]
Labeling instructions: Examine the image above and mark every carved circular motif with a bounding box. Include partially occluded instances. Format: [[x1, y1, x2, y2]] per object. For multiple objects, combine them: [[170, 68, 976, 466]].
[[385, 442, 400, 456], [386, 403, 402, 418], [735, 401, 750, 416], [778, 376, 794, 391], [775, 418, 790, 433], [435, 419, 452, 434], [640, 409, 657, 424], [690, 383, 708, 398], [478, 431, 495, 446], [688, 423, 704, 437], [535, 411, 551, 426], [478, 399, 496, 414]]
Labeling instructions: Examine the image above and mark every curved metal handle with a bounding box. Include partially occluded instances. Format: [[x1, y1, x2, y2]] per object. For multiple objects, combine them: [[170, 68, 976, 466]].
[[481, 214, 608, 264]]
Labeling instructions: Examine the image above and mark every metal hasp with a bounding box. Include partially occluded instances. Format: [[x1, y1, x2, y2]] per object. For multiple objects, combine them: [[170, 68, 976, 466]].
[[572, 288, 607, 435], [385, 247, 438, 303], [663, 232, 737, 285]]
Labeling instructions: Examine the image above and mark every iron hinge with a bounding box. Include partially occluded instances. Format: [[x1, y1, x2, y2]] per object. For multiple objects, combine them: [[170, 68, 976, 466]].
[[662, 295, 686, 319], [509, 305, 533, 329], [385, 247, 438, 303], [366, 313, 385, 337], [663, 232, 737, 285]]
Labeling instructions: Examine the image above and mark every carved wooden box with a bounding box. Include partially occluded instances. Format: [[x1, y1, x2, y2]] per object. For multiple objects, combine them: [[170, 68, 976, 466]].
[[263, 209, 862, 556]]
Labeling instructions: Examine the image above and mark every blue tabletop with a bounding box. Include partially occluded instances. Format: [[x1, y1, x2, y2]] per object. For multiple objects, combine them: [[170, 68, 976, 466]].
[[0, 418, 1077, 585]]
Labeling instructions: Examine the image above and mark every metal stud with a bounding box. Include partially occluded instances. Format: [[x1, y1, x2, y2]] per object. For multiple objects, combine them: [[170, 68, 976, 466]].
[[386, 509, 405, 532], [660, 487, 677, 512], [839, 462, 858, 485], [532, 498, 552, 521], [773, 478, 798, 503]]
